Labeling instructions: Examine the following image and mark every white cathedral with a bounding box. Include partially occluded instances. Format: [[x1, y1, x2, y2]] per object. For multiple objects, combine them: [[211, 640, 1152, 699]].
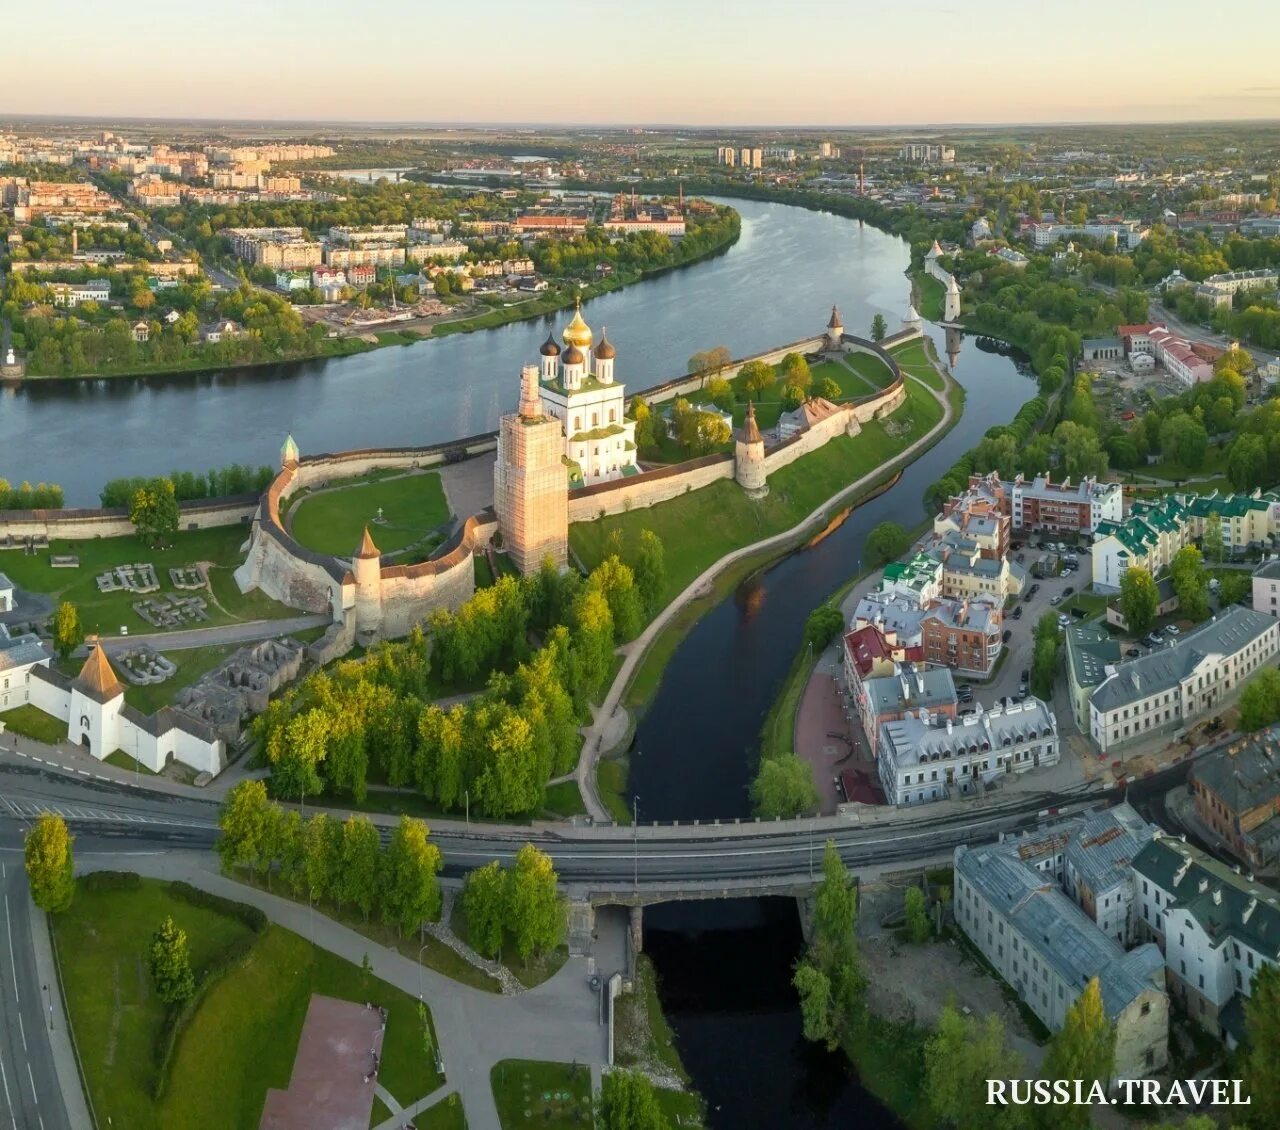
[[536, 299, 638, 486]]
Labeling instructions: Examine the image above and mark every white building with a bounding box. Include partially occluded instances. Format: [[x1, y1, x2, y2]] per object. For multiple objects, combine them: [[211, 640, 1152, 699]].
[[1028, 220, 1148, 251], [0, 572, 13, 613], [536, 301, 637, 486], [49, 279, 111, 307], [1010, 473, 1123, 535], [1252, 558, 1280, 618], [1089, 606, 1280, 753], [0, 623, 52, 711], [954, 842, 1169, 1079], [878, 697, 1058, 806], [1133, 834, 1280, 1047]]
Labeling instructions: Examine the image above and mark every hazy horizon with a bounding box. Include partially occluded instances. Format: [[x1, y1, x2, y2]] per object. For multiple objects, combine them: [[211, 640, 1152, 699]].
[[6, 0, 1280, 126]]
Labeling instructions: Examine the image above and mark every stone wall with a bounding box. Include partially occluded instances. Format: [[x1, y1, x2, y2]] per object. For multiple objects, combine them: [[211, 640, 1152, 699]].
[[567, 456, 735, 522], [0, 495, 258, 541]]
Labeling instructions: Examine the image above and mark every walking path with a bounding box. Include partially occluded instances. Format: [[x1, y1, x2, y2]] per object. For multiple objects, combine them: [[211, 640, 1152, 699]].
[[575, 365, 959, 822], [73, 851, 606, 1130], [89, 613, 329, 654]]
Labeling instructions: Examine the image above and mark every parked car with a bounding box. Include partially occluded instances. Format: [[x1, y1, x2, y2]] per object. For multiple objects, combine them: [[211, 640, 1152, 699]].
[[1057, 614, 1069, 628], [1002, 629, 1012, 643], [1050, 594, 1063, 606], [1016, 552, 1025, 563], [1063, 586, 1075, 597], [1028, 583, 1040, 597], [957, 684, 973, 701], [1011, 605, 1023, 620], [1166, 624, 1181, 636], [1126, 648, 1141, 658]]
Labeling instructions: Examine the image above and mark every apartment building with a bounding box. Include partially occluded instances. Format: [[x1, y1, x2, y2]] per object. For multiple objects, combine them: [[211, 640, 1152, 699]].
[[328, 224, 409, 245], [920, 595, 1003, 676], [879, 552, 943, 605], [1195, 268, 1279, 308], [225, 227, 323, 269], [1252, 558, 1280, 618], [1065, 621, 1122, 732], [1008, 473, 1123, 535], [323, 244, 406, 270], [845, 657, 956, 758], [1028, 220, 1148, 250], [879, 697, 1057, 806], [1189, 728, 1280, 871], [955, 843, 1168, 1078], [50, 280, 111, 307], [1133, 834, 1280, 1046], [1089, 607, 1280, 753]]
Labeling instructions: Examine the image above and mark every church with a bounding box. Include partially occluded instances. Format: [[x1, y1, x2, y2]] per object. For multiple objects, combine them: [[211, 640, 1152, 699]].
[[535, 299, 638, 486]]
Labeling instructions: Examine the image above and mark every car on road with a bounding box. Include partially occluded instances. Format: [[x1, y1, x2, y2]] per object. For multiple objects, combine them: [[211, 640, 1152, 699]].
[[1057, 614, 1069, 628], [1050, 594, 1063, 606], [1002, 629, 1012, 643], [1063, 586, 1075, 597], [957, 684, 973, 702], [1028, 583, 1040, 596], [1143, 633, 1164, 647], [1126, 648, 1141, 659], [1011, 605, 1023, 620]]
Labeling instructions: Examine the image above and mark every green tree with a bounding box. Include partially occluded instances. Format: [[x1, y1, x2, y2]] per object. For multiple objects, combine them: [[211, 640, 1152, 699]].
[[752, 753, 820, 818], [148, 916, 195, 1005], [904, 886, 930, 943], [1245, 963, 1280, 1126], [505, 843, 563, 961], [870, 313, 888, 342], [738, 359, 775, 398], [461, 860, 507, 959], [780, 385, 806, 412], [1038, 978, 1115, 1129], [673, 401, 731, 455], [633, 529, 666, 617], [817, 376, 843, 401], [588, 556, 644, 643], [303, 813, 338, 905], [128, 477, 180, 547], [1159, 413, 1209, 470], [803, 605, 845, 650], [1228, 433, 1268, 492], [216, 780, 273, 876], [1202, 511, 1225, 564], [24, 812, 75, 913], [1238, 668, 1280, 732], [51, 601, 83, 661], [1031, 612, 1060, 700], [337, 815, 382, 921], [864, 521, 910, 568], [380, 816, 443, 936], [599, 1069, 670, 1130], [793, 962, 836, 1049], [925, 1005, 1023, 1130], [1170, 546, 1210, 622], [705, 375, 734, 410], [781, 353, 811, 391], [1119, 566, 1158, 635]]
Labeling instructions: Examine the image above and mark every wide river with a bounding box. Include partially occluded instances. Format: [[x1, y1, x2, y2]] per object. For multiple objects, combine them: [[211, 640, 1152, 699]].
[[1, 197, 1034, 1128]]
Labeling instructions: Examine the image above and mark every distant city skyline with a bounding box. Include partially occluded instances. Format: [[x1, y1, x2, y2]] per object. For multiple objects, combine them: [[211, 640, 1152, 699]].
[[5, 0, 1280, 126]]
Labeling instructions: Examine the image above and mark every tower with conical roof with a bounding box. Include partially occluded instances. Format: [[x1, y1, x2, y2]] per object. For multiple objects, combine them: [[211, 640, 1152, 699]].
[[734, 401, 769, 499], [352, 525, 384, 639], [944, 274, 962, 323], [902, 297, 923, 333], [825, 304, 844, 351], [494, 364, 568, 574], [68, 639, 126, 758], [281, 434, 299, 469]]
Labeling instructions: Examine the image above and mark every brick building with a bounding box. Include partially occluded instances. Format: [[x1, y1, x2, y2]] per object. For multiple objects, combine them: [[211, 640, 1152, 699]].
[[1189, 727, 1280, 871], [920, 596, 1002, 676]]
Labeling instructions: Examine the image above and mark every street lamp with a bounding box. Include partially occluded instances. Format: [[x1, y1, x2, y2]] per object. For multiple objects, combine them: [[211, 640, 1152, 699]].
[[632, 795, 640, 889], [42, 983, 53, 1031], [418, 942, 431, 1003]]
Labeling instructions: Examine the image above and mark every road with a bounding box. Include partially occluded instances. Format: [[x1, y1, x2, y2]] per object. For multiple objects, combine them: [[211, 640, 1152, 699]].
[[91, 613, 330, 654]]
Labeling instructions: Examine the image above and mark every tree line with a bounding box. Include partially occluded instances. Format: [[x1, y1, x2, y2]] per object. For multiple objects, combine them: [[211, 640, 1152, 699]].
[[0, 478, 64, 511], [100, 463, 275, 507]]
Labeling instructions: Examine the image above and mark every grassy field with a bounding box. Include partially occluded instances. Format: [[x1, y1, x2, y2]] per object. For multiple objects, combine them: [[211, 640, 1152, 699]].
[[104, 748, 157, 775], [914, 271, 945, 322], [889, 338, 945, 391], [572, 377, 945, 608], [450, 903, 568, 991], [597, 758, 632, 825], [0, 525, 295, 637], [121, 642, 243, 713], [491, 1060, 593, 1130], [541, 780, 587, 819], [0, 703, 68, 743], [418, 1091, 468, 1128], [290, 471, 450, 556]]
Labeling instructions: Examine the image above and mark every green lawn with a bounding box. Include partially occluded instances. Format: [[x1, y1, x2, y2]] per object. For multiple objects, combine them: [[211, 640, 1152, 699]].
[[450, 903, 568, 991], [52, 876, 257, 1130], [104, 748, 157, 775], [418, 1091, 468, 1128], [370, 1096, 393, 1127], [0, 703, 68, 744], [0, 525, 294, 637], [914, 271, 945, 322], [121, 642, 244, 713], [541, 780, 587, 819], [843, 350, 899, 390], [1136, 449, 1229, 484], [290, 472, 450, 557], [889, 338, 945, 391], [491, 1060, 593, 1130], [572, 377, 944, 609], [597, 758, 631, 825]]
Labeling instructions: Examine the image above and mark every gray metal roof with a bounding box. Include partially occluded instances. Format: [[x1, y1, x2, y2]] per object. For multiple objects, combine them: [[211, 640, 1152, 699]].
[[0, 572, 12, 591], [0, 623, 51, 674], [1254, 559, 1280, 581], [1065, 804, 1155, 895], [880, 697, 1055, 766], [1091, 606, 1277, 715], [1066, 621, 1121, 691], [958, 844, 1165, 1018], [863, 664, 957, 716]]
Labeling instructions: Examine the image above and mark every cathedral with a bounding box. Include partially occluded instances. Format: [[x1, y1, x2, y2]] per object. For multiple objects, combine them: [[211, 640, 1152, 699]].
[[536, 299, 638, 486]]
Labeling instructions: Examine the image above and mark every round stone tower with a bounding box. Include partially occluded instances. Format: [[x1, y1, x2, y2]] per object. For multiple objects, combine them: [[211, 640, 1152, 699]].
[[735, 401, 768, 499], [825, 304, 844, 351], [352, 525, 384, 639]]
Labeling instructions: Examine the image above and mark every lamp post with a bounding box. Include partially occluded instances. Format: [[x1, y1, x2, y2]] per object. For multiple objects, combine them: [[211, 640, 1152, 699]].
[[465, 789, 469, 827], [632, 795, 640, 889], [418, 942, 431, 1003], [42, 983, 53, 1031]]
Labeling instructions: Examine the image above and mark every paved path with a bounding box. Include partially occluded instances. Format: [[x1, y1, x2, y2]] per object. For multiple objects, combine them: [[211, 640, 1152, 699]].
[[575, 365, 958, 822], [78, 852, 606, 1130], [87, 613, 329, 655]]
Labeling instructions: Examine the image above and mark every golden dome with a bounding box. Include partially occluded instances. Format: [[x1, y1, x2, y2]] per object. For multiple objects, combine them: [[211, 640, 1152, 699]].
[[562, 296, 593, 350]]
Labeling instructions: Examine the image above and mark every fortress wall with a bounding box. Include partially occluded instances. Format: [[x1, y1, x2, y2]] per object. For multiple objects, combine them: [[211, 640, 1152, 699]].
[[567, 456, 735, 522], [880, 325, 924, 348], [0, 495, 258, 541], [634, 335, 829, 407]]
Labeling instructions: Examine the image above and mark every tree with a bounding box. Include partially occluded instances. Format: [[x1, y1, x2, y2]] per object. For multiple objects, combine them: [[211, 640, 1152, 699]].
[[864, 521, 910, 568], [24, 813, 75, 913], [1159, 413, 1209, 470], [588, 556, 644, 643], [129, 477, 180, 547], [52, 601, 82, 661], [1170, 546, 1210, 622], [1031, 612, 1060, 700], [780, 385, 805, 412], [687, 345, 731, 389], [793, 962, 836, 1049], [505, 843, 563, 960], [870, 313, 888, 342], [1238, 668, 1280, 732], [1118, 566, 1158, 635], [216, 780, 273, 876], [629, 396, 657, 451], [633, 530, 666, 617], [752, 753, 820, 818], [461, 860, 507, 959], [1245, 964, 1280, 1126], [1202, 511, 1225, 565], [781, 353, 811, 391], [337, 815, 381, 921], [904, 886, 930, 943], [148, 916, 195, 1005], [599, 1069, 670, 1130], [303, 813, 338, 905], [673, 402, 731, 456], [738, 359, 775, 398], [380, 816, 443, 936], [925, 1006, 1023, 1130], [1228, 433, 1268, 492], [803, 605, 845, 650], [705, 375, 734, 410], [1038, 978, 1115, 1129], [817, 376, 842, 401]]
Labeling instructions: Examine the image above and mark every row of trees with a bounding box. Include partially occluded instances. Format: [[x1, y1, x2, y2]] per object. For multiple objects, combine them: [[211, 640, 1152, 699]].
[[460, 845, 564, 962], [101, 464, 275, 508], [0, 479, 64, 511]]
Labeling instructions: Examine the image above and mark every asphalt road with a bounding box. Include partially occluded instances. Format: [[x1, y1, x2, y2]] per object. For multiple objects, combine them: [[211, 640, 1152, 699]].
[[0, 862, 70, 1130]]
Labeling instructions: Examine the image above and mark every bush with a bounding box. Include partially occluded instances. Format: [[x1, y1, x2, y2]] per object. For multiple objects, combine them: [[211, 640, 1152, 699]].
[[79, 871, 142, 892], [166, 881, 268, 932]]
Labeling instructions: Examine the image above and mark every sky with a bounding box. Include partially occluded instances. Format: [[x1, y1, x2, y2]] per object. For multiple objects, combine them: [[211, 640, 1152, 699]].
[[7, 0, 1280, 126]]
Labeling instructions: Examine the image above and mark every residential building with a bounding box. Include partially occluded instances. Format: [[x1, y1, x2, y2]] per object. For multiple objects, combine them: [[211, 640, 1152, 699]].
[[847, 660, 957, 758], [346, 264, 376, 288], [1009, 473, 1123, 535], [1028, 220, 1148, 251], [324, 244, 406, 270], [1064, 805, 1157, 945], [852, 591, 929, 648], [49, 280, 111, 308], [920, 595, 1003, 676], [899, 143, 955, 164], [716, 146, 736, 167], [991, 246, 1029, 269], [225, 227, 322, 269], [1088, 606, 1280, 753], [933, 537, 1019, 601], [879, 552, 943, 605], [1105, 577, 1178, 633], [938, 475, 1011, 557], [199, 319, 243, 344], [0, 623, 52, 710], [276, 270, 310, 291], [1195, 268, 1279, 309], [408, 239, 469, 262], [1189, 727, 1280, 871], [879, 697, 1057, 805], [955, 843, 1168, 1078], [328, 224, 408, 245], [1064, 620, 1122, 732], [737, 147, 763, 170], [1133, 834, 1280, 1046], [1253, 558, 1280, 618]]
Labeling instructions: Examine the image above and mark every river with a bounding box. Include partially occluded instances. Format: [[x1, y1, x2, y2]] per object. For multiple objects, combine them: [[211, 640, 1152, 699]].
[[0, 197, 1033, 1128]]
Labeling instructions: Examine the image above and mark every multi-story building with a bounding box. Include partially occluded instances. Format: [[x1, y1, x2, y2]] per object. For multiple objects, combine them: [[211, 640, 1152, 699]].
[[1089, 606, 1280, 753], [737, 147, 762, 170], [847, 660, 957, 758], [1133, 833, 1280, 1046], [1195, 268, 1279, 308], [1028, 220, 1147, 251], [324, 244, 406, 270], [938, 475, 1011, 556], [1188, 727, 1280, 871], [920, 595, 1003, 676], [0, 623, 53, 711], [49, 280, 111, 307], [328, 224, 409, 245], [955, 843, 1169, 1078], [933, 537, 1019, 601], [225, 228, 323, 269], [601, 195, 686, 236], [275, 270, 310, 291], [346, 264, 376, 288], [408, 239, 469, 262], [716, 146, 736, 167], [1064, 620, 1122, 732], [879, 697, 1057, 805], [1252, 558, 1280, 618], [1007, 473, 1123, 535], [899, 143, 955, 164], [513, 210, 590, 235], [879, 552, 943, 605]]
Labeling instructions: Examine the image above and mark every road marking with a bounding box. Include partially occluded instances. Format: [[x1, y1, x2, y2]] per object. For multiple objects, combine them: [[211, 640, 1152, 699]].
[[24, 1064, 33, 1106], [16, 1015, 24, 1054], [0, 1055, 13, 1130], [3, 894, 17, 1004]]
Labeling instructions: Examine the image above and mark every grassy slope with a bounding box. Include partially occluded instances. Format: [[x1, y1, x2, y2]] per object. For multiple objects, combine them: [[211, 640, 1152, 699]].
[[889, 339, 945, 391], [0, 703, 69, 743], [290, 472, 450, 556], [915, 271, 945, 322]]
